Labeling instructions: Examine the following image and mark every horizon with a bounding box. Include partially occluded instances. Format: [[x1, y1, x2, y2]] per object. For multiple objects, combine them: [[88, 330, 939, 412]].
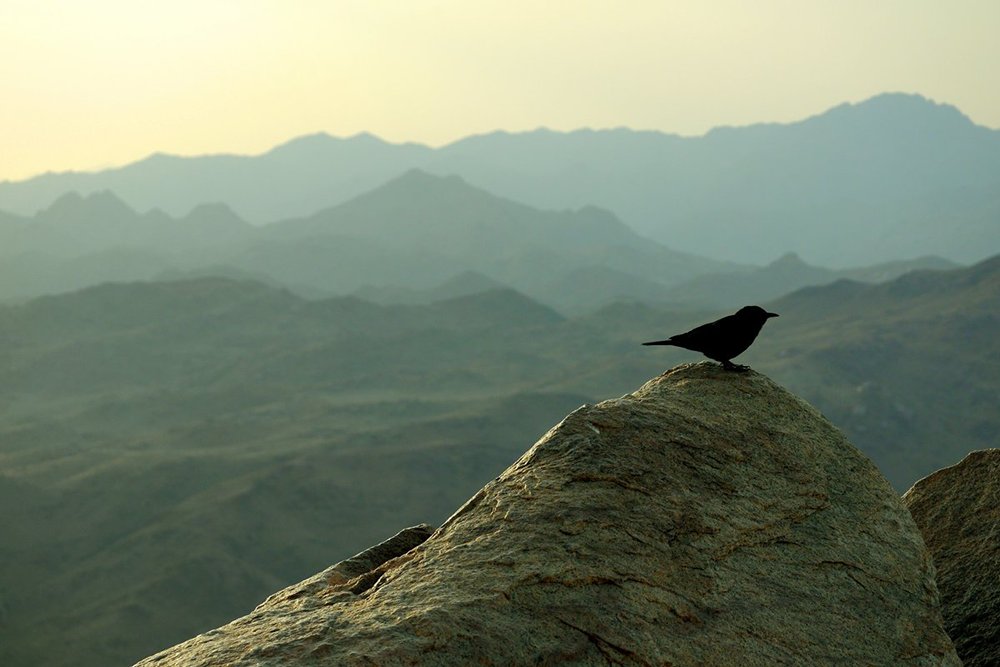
[[3, 91, 993, 184], [3, 1, 999, 181]]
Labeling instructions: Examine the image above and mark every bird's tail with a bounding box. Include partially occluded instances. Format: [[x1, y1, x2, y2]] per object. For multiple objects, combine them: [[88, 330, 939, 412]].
[[642, 339, 677, 346]]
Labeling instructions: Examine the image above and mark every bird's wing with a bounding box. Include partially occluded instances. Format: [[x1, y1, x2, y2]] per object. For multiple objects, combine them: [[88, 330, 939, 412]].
[[668, 314, 735, 351]]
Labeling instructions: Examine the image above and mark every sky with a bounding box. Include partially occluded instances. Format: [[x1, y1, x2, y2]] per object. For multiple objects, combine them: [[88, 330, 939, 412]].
[[2, 0, 999, 181]]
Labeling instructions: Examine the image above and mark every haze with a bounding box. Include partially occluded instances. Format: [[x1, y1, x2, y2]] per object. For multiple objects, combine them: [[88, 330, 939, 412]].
[[2, 0, 999, 181]]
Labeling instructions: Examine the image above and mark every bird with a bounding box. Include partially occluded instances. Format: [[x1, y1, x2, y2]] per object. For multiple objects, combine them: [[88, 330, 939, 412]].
[[642, 305, 779, 371]]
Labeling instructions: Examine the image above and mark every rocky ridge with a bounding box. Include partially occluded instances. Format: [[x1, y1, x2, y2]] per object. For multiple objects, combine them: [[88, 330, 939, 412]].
[[136, 363, 959, 666]]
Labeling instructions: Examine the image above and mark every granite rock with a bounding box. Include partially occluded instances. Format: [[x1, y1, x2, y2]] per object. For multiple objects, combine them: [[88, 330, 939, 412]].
[[905, 448, 1000, 667], [137, 363, 959, 666]]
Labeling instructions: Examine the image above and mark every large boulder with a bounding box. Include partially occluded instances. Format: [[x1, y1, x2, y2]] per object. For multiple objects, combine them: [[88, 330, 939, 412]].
[[904, 449, 1000, 667], [136, 362, 958, 666]]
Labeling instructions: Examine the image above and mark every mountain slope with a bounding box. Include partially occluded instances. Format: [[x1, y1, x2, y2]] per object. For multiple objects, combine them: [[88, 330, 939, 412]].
[[0, 257, 997, 666], [0, 280, 585, 666], [751, 257, 1000, 488], [569, 255, 1000, 490]]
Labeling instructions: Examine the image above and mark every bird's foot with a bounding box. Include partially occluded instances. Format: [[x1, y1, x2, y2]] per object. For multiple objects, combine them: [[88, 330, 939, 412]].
[[721, 361, 750, 372]]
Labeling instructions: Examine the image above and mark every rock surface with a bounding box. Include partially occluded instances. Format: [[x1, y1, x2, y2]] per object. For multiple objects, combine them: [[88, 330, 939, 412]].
[[136, 362, 958, 666], [259, 524, 436, 604], [904, 449, 1000, 667]]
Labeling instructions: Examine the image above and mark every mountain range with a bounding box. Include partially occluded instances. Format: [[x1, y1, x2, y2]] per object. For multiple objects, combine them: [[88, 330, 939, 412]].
[[0, 171, 731, 307], [0, 255, 997, 666], [0, 169, 958, 312], [1, 90, 998, 667], [2, 93, 998, 266], [659, 251, 958, 310]]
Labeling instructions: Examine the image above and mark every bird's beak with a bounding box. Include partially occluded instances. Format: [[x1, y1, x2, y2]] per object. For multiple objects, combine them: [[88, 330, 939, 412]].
[[766, 312, 779, 318]]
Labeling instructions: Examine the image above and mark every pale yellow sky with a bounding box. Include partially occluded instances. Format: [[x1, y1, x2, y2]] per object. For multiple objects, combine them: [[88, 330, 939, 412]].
[[2, 0, 998, 181]]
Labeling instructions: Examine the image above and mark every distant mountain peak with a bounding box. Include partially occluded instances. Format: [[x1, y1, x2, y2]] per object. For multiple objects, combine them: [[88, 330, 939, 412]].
[[370, 169, 475, 198], [268, 132, 336, 150], [430, 286, 564, 327], [348, 131, 387, 144], [46, 190, 84, 208], [704, 92, 981, 140], [86, 189, 132, 206], [183, 202, 245, 223], [267, 131, 428, 157], [814, 92, 976, 130], [768, 252, 809, 268], [41, 189, 136, 220], [855, 91, 952, 111], [395, 167, 463, 183], [438, 269, 505, 292], [136, 151, 179, 165]]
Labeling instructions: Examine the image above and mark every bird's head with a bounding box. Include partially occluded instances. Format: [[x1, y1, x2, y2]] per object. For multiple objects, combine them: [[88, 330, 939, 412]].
[[737, 305, 779, 321]]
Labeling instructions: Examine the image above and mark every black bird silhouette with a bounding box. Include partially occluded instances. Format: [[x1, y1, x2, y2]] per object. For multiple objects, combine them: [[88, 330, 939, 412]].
[[642, 305, 779, 371]]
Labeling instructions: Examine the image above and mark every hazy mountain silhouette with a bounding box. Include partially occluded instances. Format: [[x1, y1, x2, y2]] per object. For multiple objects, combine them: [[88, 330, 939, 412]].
[[0, 168, 974, 313], [249, 169, 732, 298], [531, 265, 679, 315], [0, 190, 252, 259], [0, 191, 256, 300], [0, 133, 433, 224], [660, 251, 959, 309], [2, 93, 997, 265], [425, 94, 1000, 265], [0, 208, 26, 228], [0, 172, 732, 307], [352, 270, 507, 305]]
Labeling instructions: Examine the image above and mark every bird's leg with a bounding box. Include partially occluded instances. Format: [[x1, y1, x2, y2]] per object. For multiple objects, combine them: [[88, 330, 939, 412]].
[[721, 360, 750, 372]]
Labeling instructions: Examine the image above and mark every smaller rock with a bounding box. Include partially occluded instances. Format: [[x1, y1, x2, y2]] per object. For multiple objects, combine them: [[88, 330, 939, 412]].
[[904, 449, 1000, 667]]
